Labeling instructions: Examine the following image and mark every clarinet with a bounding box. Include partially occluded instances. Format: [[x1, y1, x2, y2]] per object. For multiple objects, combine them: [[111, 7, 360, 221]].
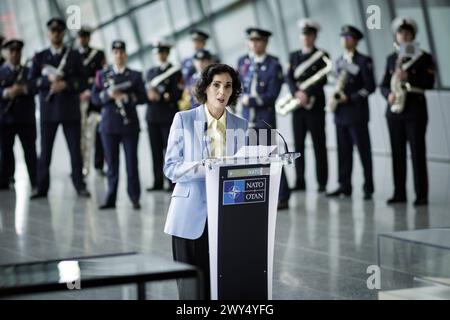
[[103, 67, 131, 125], [45, 44, 72, 103], [3, 65, 26, 115]]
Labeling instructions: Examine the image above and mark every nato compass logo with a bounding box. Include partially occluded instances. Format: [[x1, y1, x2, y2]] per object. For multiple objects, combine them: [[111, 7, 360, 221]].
[[223, 179, 266, 205]]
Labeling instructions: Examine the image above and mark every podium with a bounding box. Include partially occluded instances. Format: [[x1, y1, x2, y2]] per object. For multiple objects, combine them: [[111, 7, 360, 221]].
[[204, 148, 299, 300]]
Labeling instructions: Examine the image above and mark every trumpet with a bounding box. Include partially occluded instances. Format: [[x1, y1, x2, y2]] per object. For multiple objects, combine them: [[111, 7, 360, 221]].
[[276, 55, 332, 116]]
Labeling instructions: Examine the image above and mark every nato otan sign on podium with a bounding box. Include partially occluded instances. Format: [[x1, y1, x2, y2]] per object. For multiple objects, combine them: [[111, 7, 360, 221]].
[[204, 146, 298, 300]]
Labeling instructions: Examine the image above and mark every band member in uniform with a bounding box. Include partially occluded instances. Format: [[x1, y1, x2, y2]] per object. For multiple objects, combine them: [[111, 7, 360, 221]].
[[237, 27, 291, 209], [181, 29, 219, 86], [91, 40, 146, 210], [77, 26, 106, 176], [326, 25, 375, 200], [164, 63, 247, 299], [0, 34, 15, 187], [0, 34, 16, 188], [29, 18, 90, 199], [189, 49, 214, 109], [145, 40, 183, 192], [380, 18, 435, 206], [286, 19, 329, 192], [0, 40, 37, 190]]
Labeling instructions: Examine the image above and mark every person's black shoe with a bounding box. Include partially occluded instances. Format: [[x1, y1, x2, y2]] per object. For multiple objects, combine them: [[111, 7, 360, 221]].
[[326, 189, 351, 197], [132, 202, 141, 210], [387, 196, 406, 204], [146, 185, 163, 192], [77, 189, 91, 198], [99, 203, 115, 210], [0, 184, 10, 191], [277, 200, 289, 210], [317, 185, 326, 193], [414, 198, 428, 206], [30, 191, 47, 199], [364, 193, 373, 200], [292, 182, 306, 191]]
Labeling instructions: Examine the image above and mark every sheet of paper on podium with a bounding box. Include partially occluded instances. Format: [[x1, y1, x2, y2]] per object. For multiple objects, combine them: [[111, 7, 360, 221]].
[[233, 145, 277, 158]]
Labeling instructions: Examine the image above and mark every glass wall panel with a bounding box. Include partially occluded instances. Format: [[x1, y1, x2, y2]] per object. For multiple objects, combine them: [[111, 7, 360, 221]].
[[167, 0, 190, 30], [279, 0, 306, 55], [428, 0, 450, 87], [306, 0, 369, 60], [134, 1, 171, 46], [94, 0, 115, 23], [211, 2, 256, 66], [254, 0, 287, 63], [361, 0, 394, 82]]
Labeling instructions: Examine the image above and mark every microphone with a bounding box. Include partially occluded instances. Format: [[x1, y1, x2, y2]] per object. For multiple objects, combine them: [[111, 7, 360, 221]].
[[258, 118, 290, 155]]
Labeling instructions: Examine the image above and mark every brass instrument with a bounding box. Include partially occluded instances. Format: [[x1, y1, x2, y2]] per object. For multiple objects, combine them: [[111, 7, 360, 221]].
[[390, 49, 424, 114], [276, 53, 332, 116], [177, 88, 191, 111], [325, 68, 348, 113], [325, 59, 360, 113], [177, 72, 198, 111]]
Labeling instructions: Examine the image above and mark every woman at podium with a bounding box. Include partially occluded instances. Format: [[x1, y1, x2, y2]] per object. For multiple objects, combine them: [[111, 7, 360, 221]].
[[163, 63, 248, 299]]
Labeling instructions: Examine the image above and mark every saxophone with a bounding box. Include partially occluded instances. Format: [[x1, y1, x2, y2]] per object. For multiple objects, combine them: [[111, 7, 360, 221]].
[[390, 57, 407, 114], [177, 88, 191, 111], [389, 54, 424, 114], [325, 68, 348, 113], [276, 53, 332, 116]]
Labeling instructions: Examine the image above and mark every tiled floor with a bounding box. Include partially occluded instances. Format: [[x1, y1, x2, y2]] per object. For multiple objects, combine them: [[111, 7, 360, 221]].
[[1, 129, 449, 299]]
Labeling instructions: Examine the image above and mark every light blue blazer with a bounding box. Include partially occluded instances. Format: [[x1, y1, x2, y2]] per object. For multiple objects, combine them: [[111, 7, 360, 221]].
[[164, 105, 248, 240]]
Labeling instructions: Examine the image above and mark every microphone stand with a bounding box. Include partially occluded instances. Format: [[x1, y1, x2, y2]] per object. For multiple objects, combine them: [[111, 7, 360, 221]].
[[258, 118, 300, 165]]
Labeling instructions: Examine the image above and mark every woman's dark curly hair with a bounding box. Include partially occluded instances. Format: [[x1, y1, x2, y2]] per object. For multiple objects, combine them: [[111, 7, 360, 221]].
[[193, 63, 242, 106]]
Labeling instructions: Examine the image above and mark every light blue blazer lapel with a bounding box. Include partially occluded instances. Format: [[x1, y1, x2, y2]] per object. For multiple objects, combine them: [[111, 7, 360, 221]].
[[194, 105, 207, 159], [226, 108, 238, 156]]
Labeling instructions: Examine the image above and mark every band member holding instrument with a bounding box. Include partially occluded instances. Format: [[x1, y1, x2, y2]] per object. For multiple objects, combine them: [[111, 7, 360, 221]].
[[181, 29, 219, 87], [77, 26, 106, 177], [0, 34, 15, 187], [29, 18, 90, 199], [380, 18, 435, 206], [0, 40, 37, 190], [286, 19, 329, 192], [145, 40, 183, 192], [237, 27, 290, 209], [326, 25, 375, 200], [188, 49, 214, 110], [91, 40, 146, 210]]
